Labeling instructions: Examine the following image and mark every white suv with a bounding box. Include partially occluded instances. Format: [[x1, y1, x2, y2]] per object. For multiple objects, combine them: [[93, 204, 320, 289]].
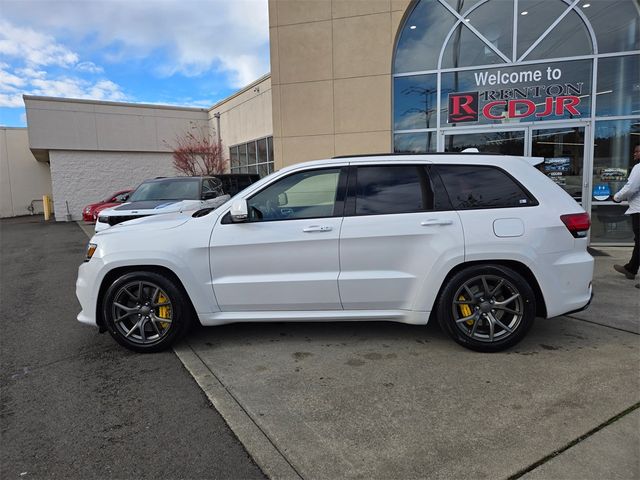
[[76, 154, 593, 353]]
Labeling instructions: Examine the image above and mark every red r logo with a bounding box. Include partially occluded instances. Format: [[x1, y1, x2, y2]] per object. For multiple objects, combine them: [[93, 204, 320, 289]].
[[449, 92, 479, 123]]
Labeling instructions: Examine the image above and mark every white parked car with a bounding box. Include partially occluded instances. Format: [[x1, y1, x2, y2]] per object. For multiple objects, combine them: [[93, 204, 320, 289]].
[[77, 154, 593, 353], [95, 174, 258, 231]]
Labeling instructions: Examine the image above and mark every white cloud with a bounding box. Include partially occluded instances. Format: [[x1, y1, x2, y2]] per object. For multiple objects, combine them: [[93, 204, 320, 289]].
[[27, 76, 126, 102], [0, 62, 127, 108], [0, 64, 26, 90], [0, 93, 24, 108], [0, 0, 270, 87], [0, 20, 78, 67], [76, 61, 104, 74]]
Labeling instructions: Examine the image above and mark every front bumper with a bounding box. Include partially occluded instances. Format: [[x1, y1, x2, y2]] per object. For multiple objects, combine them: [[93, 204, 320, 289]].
[[76, 259, 103, 327]]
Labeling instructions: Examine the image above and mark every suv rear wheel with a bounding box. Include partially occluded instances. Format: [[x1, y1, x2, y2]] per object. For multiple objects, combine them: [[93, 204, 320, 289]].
[[103, 271, 191, 353], [437, 265, 536, 352]]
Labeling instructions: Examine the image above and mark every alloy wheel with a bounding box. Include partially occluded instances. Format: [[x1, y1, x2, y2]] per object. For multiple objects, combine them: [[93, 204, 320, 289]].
[[451, 274, 524, 343], [111, 280, 173, 345]]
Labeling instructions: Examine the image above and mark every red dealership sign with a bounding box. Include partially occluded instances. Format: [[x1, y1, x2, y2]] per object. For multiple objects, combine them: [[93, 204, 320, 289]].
[[448, 92, 582, 123], [447, 66, 585, 124]]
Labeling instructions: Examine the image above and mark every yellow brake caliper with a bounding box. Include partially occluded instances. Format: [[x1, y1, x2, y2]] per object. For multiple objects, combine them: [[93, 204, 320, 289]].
[[157, 293, 171, 330], [458, 295, 474, 326]]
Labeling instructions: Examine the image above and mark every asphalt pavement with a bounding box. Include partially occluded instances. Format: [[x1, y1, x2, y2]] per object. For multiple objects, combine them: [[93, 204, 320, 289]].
[[3, 217, 638, 480], [0, 216, 266, 480]]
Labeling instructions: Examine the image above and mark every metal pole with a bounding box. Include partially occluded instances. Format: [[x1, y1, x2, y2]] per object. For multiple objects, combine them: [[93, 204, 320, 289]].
[[213, 112, 222, 151]]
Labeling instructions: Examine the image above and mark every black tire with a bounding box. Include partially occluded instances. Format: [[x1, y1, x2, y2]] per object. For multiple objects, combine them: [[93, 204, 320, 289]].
[[436, 264, 536, 352], [103, 271, 192, 353]]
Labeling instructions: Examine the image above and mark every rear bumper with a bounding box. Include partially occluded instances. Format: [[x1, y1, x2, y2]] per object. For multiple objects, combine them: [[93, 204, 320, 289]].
[[537, 250, 594, 318], [563, 289, 593, 316]]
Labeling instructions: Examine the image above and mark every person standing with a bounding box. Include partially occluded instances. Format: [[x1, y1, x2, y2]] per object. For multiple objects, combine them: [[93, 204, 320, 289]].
[[613, 145, 640, 289]]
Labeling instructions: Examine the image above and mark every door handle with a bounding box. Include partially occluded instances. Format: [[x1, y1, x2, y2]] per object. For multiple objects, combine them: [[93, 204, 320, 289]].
[[303, 225, 333, 232], [420, 219, 453, 227]]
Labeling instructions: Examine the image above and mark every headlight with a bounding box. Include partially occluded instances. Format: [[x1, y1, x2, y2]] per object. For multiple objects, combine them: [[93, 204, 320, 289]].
[[98, 216, 109, 223], [85, 243, 97, 262]]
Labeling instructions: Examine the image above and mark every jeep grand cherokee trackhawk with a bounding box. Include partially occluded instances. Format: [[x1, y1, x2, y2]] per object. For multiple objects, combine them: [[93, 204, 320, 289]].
[[76, 153, 593, 353]]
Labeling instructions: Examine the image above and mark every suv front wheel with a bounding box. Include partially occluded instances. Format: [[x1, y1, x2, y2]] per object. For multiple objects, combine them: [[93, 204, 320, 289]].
[[437, 265, 536, 352], [103, 271, 191, 353]]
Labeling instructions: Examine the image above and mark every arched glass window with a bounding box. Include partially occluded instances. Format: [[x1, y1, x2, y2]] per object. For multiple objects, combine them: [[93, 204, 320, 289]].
[[392, 0, 640, 153]]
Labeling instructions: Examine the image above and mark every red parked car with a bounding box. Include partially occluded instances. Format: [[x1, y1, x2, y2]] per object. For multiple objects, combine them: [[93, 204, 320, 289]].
[[82, 190, 132, 222]]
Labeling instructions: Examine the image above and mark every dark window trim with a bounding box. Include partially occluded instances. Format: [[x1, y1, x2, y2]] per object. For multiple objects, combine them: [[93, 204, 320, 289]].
[[432, 164, 540, 211]]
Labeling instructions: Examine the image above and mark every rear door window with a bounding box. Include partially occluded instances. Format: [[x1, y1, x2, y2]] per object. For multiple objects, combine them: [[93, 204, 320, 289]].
[[435, 164, 537, 210], [352, 165, 434, 215]]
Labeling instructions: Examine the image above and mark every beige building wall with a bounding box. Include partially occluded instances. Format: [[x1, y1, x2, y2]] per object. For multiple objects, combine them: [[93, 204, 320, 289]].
[[209, 74, 273, 163], [0, 128, 52, 218], [269, 0, 413, 169], [24, 96, 210, 159], [23, 97, 212, 220]]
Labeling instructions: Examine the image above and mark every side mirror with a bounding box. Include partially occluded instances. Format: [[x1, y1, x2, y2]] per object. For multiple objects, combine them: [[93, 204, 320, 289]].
[[202, 191, 217, 200], [277, 192, 288, 207], [230, 199, 248, 222]]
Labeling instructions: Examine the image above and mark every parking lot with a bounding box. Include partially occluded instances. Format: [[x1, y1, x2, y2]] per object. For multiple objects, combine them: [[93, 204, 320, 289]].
[[3, 217, 639, 479], [0, 217, 264, 480]]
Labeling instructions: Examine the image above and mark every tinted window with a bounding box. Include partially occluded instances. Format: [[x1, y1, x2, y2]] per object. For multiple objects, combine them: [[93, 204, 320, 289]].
[[129, 179, 200, 201], [355, 165, 433, 215], [436, 165, 536, 209], [248, 169, 341, 221], [202, 178, 224, 197], [216, 175, 258, 196]]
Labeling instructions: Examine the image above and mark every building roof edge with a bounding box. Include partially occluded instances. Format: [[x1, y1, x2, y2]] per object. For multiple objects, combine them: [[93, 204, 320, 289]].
[[22, 95, 209, 113], [208, 73, 271, 112]]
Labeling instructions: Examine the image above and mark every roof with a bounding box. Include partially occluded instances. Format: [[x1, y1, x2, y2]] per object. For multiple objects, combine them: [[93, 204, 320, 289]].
[[332, 152, 501, 159]]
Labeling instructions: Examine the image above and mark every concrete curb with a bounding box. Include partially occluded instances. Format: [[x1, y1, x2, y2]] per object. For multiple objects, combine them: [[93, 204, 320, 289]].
[[173, 343, 302, 480]]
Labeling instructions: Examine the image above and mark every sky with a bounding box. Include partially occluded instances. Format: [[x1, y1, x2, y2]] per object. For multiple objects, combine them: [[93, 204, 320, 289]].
[[0, 0, 270, 127]]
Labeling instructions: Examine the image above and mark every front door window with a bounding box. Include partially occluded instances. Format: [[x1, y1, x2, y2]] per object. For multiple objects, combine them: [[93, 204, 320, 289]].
[[248, 168, 341, 221]]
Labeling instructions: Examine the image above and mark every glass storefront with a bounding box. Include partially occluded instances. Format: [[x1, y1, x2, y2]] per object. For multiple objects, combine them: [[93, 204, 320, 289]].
[[393, 0, 640, 244]]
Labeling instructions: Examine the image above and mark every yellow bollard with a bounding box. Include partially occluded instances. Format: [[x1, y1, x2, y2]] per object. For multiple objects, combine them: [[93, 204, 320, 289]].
[[43, 195, 51, 221]]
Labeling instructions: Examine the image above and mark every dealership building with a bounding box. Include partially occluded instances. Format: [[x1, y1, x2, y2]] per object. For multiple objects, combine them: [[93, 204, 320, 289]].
[[1, 0, 638, 245]]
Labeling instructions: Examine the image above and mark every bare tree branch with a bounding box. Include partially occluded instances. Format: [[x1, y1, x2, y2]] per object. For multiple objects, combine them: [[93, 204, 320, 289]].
[[165, 123, 227, 176]]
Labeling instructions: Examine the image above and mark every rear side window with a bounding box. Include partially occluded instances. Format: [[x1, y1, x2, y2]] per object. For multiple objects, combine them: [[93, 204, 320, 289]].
[[354, 165, 434, 215], [435, 165, 537, 210]]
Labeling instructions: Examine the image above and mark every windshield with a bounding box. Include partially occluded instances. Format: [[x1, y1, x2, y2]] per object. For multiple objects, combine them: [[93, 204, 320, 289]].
[[129, 179, 200, 201]]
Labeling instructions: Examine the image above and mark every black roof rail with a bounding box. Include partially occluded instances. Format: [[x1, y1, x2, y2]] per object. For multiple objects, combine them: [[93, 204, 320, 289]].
[[331, 152, 503, 159]]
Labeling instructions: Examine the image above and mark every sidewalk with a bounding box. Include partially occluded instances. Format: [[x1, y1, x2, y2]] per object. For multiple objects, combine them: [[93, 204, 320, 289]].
[[176, 246, 639, 479]]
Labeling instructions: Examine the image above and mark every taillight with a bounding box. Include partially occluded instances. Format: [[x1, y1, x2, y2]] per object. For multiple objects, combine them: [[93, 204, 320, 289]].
[[560, 213, 591, 238]]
